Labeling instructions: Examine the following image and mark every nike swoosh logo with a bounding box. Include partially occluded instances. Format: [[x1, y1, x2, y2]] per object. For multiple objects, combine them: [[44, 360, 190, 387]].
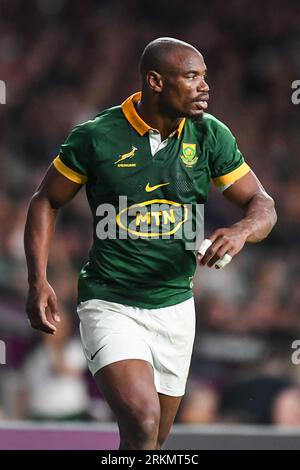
[[145, 182, 170, 192], [90, 346, 104, 360]]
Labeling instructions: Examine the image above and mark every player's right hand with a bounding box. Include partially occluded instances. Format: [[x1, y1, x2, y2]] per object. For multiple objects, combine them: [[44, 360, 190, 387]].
[[26, 280, 60, 335]]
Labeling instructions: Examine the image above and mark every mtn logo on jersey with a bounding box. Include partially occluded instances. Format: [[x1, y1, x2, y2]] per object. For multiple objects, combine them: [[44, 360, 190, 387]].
[[181, 143, 198, 167], [116, 199, 189, 238], [115, 146, 138, 167]]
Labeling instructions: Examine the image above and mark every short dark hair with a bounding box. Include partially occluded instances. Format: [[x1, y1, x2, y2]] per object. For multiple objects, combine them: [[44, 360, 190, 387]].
[[139, 37, 195, 82]]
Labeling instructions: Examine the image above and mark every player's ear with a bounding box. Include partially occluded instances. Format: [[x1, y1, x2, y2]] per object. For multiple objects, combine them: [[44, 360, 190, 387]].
[[147, 70, 163, 93]]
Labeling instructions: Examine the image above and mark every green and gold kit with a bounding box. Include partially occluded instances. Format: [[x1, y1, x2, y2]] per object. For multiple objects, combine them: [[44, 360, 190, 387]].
[[54, 92, 250, 308]]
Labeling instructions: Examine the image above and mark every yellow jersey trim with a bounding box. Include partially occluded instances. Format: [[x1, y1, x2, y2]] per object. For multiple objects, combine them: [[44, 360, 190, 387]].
[[53, 156, 88, 184], [213, 162, 250, 187], [121, 92, 185, 139]]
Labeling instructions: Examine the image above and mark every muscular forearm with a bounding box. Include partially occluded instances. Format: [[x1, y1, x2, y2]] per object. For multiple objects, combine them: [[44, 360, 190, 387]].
[[233, 192, 277, 243], [198, 192, 277, 268], [24, 193, 58, 286], [24, 166, 82, 334]]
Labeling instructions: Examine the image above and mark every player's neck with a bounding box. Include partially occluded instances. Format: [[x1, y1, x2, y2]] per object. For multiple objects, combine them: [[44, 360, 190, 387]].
[[136, 96, 182, 141]]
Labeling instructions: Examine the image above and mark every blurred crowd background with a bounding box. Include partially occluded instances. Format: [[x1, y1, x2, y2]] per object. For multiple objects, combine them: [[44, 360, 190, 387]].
[[1, 0, 300, 425]]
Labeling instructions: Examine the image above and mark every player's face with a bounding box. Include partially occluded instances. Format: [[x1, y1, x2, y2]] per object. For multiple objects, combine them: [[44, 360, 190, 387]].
[[159, 49, 209, 119]]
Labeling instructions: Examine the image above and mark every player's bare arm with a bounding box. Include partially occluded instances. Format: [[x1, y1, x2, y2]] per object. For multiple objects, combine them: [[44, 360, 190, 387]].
[[198, 170, 277, 267], [24, 165, 82, 334]]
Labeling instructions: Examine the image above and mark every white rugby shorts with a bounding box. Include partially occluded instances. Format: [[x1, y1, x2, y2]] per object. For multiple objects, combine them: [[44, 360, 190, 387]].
[[77, 297, 195, 396]]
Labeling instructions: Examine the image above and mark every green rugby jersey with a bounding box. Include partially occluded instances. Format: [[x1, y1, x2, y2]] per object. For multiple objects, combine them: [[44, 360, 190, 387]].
[[53, 92, 250, 308]]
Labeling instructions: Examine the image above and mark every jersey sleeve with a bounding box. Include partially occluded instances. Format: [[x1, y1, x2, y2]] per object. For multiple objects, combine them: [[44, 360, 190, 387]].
[[53, 125, 92, 184], [210, 121, 250, 190]]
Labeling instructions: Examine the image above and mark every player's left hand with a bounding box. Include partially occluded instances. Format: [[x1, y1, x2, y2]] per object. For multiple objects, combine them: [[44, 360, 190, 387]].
[[197, 226, 248, 268]]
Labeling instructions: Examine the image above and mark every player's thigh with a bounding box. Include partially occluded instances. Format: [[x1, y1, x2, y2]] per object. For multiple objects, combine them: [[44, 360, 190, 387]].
[[94, 358, 160, 422], [158, 393, 182, 447]]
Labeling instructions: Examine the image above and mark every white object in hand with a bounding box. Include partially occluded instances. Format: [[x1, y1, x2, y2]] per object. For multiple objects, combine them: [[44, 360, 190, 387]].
[[198, 238, 212, 256], [215, 253, 232, 269]]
